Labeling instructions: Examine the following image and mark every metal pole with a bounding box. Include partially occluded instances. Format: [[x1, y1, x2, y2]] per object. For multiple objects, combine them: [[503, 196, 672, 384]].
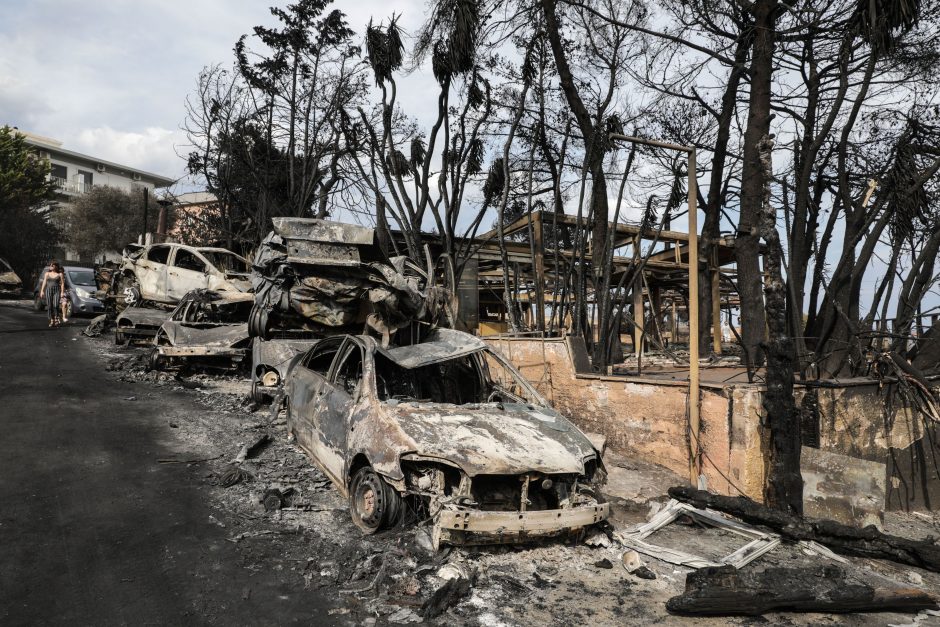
[[142, 187, 149, 242], [607, 133, 702, 486], [687, 150, 701, 485]]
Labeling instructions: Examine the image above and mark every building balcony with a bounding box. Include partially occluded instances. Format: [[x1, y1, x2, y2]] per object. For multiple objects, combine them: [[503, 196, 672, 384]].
[[51, 176, 92, 195]]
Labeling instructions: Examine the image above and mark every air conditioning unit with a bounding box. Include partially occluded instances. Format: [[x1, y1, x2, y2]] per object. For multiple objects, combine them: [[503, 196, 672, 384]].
[[96, 164, 106, 173], [39, 151, 50, 160], [132, 173, 142, 181]]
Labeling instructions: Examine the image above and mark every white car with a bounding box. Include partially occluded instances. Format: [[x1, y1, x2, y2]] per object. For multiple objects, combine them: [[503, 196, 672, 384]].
[[115, 243, 252, 307]]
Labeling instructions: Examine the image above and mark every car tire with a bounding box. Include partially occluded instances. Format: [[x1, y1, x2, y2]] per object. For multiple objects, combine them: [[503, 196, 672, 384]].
[[115, 330, 126, 345], [248, 304, 269, 339], [251, 380, 269, 404], [148, 348, 166, 371], [349, 466, 402, 534]]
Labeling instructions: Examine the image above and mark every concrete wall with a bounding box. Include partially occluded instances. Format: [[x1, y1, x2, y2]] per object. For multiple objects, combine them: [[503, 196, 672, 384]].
[[485, 335, 940, 523], [483, 336, 768, 501]]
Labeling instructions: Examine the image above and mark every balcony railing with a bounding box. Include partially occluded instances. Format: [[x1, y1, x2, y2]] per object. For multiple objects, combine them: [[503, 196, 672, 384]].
[[51, 176, 92, 194]]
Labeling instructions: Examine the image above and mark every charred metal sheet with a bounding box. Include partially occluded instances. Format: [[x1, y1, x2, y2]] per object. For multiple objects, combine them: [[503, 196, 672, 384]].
[[160, 321, 250, 347], [438, 503, 608, 535], [271, 217, 375, 245], [381, 328, 487, 369], [388, 403, 595, 476]]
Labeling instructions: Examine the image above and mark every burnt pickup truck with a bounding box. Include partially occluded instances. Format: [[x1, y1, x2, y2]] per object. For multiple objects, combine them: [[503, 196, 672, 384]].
[[283, 327, 609, 548]]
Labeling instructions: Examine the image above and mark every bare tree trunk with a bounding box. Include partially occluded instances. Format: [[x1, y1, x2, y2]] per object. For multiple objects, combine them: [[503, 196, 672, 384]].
[[735, 0, 779, 366], [757, 135, 802, 515]]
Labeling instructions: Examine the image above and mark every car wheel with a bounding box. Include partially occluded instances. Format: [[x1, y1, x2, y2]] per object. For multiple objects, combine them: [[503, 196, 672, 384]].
[[251, 380, 269, 404], [148, 348, 166, 371], [349, 466, 402, 534], [115, 330, 126, 345]]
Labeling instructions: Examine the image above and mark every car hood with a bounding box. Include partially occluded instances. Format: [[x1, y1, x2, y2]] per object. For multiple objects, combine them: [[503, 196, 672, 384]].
[[389, 402, 596, 476], [0, 270, 22, 288]]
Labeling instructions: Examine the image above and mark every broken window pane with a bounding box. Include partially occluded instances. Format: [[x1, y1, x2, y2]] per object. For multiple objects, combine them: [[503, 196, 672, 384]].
[[374, 353, 484, 404], [147, 246, 170, 264]]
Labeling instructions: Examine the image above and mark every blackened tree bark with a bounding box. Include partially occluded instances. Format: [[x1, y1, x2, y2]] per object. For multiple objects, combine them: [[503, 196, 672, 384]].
[[735, 0, 779, 367], [757, 135, 802, 515]]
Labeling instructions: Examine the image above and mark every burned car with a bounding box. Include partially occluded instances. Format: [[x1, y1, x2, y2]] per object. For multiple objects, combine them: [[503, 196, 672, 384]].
[[114, 243, 251, 309], [284, 328, 609, 548], [150, 289, 253, 371], [115, 307, 171, 345], [0, 257, 23, 298]]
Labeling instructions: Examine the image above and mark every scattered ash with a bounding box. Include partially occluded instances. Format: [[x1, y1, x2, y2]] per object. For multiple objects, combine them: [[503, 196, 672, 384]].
[[80, 332, 937, 626]]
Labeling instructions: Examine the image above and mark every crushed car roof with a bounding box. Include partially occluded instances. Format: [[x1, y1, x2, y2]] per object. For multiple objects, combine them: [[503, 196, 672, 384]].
[[379, 328, 487, 369]]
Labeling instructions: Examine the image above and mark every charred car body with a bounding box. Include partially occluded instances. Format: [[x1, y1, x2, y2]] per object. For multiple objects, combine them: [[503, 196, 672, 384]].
[[284, 327, 609, 548], [150, 289, 253, 371], [251, 336, 318, 403], [250, 218, 453, 343], [114, 243, 252, 309], [115, 307, 171, 345], [0, 258, 23, 298]]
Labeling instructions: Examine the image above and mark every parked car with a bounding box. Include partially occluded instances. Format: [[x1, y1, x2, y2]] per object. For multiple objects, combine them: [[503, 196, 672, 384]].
[[32, 265, 104, 316], [114, 243, 251, 309], [283, 328, 609, 548], [0, 257, 22, 298]]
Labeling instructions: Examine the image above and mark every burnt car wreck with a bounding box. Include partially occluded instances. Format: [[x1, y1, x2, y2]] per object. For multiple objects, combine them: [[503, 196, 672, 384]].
[[150, 289, 253, 371], [283, 327, 609, 548]]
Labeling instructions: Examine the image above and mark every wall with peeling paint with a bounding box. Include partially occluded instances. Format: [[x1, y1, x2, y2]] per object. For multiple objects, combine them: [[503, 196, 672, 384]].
[[484, 336, 940, 520]]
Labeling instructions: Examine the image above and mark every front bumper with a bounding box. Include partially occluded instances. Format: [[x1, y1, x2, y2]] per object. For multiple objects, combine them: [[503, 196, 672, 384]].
[[156, 346, 247, 360], [73, 296, 104, 313], [435, 502, 610, 547]]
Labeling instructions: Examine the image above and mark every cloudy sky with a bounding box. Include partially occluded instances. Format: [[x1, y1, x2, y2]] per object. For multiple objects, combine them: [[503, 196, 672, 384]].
[[0, 0, 433, 192]]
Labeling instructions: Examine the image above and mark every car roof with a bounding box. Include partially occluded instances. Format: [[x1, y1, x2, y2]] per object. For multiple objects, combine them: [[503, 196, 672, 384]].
[[377, 328, 488, 369]]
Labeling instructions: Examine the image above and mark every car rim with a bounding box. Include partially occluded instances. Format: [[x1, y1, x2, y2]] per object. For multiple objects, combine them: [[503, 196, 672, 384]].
[[351, 469, 389, 532]]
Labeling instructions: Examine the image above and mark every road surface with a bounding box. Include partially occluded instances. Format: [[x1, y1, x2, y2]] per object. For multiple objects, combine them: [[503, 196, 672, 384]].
[[0, 303, 334, 625]]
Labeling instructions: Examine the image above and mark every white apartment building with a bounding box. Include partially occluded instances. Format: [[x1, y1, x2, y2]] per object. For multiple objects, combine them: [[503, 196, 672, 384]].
[[19, 130, 175, 203]]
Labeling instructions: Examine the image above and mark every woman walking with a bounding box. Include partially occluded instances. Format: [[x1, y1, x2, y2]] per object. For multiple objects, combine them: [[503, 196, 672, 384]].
[[39, 261, 65, 327]]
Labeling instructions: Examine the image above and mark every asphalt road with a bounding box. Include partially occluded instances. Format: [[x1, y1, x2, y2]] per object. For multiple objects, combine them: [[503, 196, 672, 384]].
[[0, 303, 334, 626]]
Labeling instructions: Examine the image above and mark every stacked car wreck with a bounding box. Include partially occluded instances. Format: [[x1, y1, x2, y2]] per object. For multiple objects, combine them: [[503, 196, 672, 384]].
[[103, 218, 609, 548]]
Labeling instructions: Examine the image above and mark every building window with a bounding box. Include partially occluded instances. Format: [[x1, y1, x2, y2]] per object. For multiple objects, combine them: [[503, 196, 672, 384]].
[[76, 170, 93, 191], [50, 163, 67, 181]]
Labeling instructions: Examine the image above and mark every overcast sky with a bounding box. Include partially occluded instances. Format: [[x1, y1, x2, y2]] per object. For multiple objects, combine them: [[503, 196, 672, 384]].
[[0, 0, 433, 192]]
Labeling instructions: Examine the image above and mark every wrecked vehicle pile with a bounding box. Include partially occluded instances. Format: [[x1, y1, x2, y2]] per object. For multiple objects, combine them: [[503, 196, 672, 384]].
[[282, 328, 610, 548], [249, 218, 452, 342]]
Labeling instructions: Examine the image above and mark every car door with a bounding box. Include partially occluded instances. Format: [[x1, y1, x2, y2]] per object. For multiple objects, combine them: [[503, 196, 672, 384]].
[[167, 248, 210, 301], [137, 245, 171, 301], [287, 338, 345, 482], [315, 340, 364, 479]]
